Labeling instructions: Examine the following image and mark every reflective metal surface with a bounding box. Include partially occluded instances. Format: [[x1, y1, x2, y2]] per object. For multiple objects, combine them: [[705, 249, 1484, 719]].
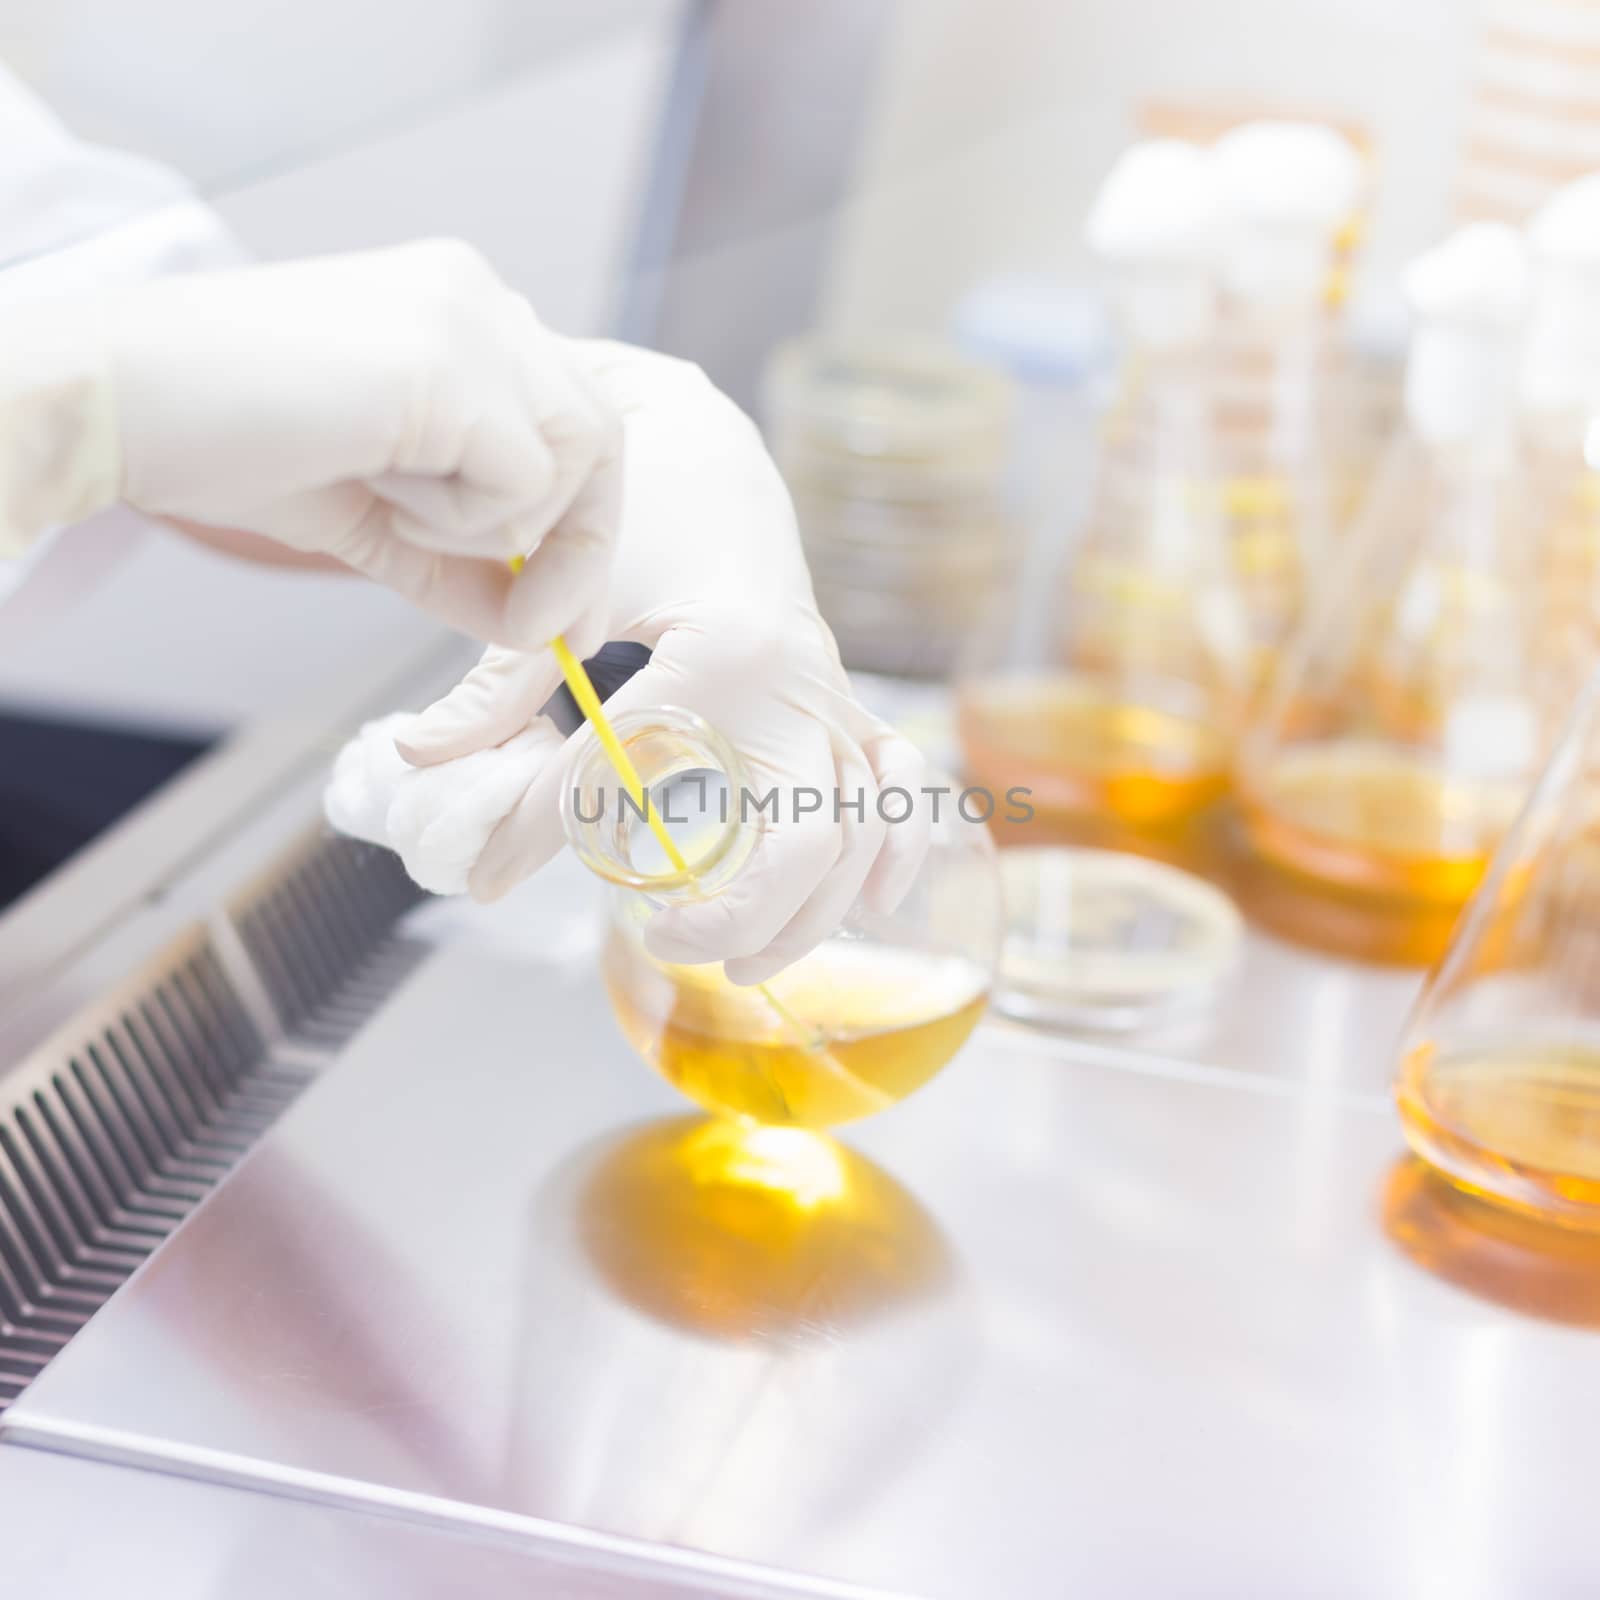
[[7, 868, 1600, 1596], [0, 1442, 845, 1598]]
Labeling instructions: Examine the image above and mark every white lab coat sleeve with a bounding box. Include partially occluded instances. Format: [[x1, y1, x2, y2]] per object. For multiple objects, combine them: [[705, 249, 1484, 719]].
[[0, 59, 244, 559]]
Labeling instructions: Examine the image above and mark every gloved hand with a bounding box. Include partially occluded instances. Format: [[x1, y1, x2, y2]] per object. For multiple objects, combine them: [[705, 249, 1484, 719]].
[[0, 239, 620, 652], [357, 342, 933, 985]]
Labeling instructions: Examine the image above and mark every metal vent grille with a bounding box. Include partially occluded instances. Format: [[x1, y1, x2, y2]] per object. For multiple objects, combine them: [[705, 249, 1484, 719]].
[[0, 833, 426, 1409], [233, 835, 425, 1048]]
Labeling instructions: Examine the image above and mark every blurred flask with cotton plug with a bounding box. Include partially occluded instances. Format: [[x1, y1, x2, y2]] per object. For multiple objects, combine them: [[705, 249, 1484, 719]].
[[957, 139, 1248, 850], [1208, 120, 1362, 686], [1240, 222, 1581, 951]]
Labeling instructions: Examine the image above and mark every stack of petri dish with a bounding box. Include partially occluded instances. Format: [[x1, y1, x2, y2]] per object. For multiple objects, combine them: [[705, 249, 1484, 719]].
[[764, 337, 1017, 679]]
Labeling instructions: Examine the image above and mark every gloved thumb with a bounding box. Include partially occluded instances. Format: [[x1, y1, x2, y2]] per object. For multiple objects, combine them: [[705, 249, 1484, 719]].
[[397, 647, 558, 767]]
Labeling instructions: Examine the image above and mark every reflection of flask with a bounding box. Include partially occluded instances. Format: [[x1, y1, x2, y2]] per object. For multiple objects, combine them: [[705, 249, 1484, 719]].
[[507, 1120, 977, 1561], [1394, 668, 1600, 1230], [1241, 224, 1570, 921], [563, 709, 1002, 1128], [958, 142, 1247, 842]]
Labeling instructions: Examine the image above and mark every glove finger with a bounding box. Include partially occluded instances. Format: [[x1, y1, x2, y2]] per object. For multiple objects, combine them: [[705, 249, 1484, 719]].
[[859, 723, 933, 916], [368, 460, 540, 559], [397, 645, 560, 767], [643, 719, 843, 966], [327, 497, 520, 641], [522, 352, 614, 537], [501, 421, 622, 658], [723, 729, 886, 986]]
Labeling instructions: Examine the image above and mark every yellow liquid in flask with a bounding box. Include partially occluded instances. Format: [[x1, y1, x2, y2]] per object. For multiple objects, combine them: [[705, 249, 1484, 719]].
[[1399, 1040, 1600, 1227], [604, 935, 988, 1128], [958, 674, 1230, 829], [1242, 742, 1523, 905]]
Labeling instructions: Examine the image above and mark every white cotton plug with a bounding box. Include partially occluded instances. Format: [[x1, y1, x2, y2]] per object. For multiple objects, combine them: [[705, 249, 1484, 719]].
[[1521, 173, 1600, 423], [1528, 173, 1600, 266], [1212, 121, 1363, 230], [1406, 222, 1530, 325], [324, 715, 561, 897], [1403, 223, 1530, 445], [323, 714, 417, 846], [1085, 139, 1221, 348], [1086, 140, 1221, 264], [1211, 120, 1363, 309]]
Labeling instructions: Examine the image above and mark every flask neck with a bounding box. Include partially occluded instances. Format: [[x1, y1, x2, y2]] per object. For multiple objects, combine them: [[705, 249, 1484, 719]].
[[1518, 260, 1600, 456], [561, 707, 760, 905], [1106, 261, 1218, 356], [1404, 318, 1520, 462]]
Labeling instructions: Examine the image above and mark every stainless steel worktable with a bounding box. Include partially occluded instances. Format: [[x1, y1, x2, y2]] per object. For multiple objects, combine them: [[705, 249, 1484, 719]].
[[3, 10, 1597, 1582], [5, 833, 1597, 1598]]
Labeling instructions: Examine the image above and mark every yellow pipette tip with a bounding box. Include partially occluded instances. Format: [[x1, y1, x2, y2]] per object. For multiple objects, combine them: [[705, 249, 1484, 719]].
[[548, 636, 690, 876]]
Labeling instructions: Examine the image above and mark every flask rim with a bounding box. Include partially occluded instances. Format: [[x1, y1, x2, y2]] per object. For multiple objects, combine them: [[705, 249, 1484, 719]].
[[560, 704, 754, 894]]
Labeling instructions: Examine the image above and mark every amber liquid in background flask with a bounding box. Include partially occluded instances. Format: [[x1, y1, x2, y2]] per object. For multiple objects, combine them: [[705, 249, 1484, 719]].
[[563, 709, 1002, 1129], [1394, 667, 1600, 1228], [1239, 225, 1576, 957]]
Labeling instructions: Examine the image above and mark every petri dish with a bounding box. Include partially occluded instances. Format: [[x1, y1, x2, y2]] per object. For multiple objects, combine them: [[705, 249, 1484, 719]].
[[993, 846, 1243, 1032]]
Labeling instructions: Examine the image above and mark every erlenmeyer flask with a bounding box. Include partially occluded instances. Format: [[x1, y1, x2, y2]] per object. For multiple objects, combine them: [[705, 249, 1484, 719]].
[[1240, 224, 1573, 926], [957, 142, 1250, 847], [1394, 667, 1600, 1229], [958, 318, 1247, 841]]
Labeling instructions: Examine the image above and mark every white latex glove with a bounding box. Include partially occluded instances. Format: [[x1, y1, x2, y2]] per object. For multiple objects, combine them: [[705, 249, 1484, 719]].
[[0, 238, 620, 652], [345, 342, 933, 986]]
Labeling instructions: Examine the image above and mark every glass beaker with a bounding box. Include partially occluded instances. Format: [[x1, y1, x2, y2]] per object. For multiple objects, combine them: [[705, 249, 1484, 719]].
[[763, 337, 1017, 680], [563, 708, 1003, 1129], [1393, 667, 1600, 1229]]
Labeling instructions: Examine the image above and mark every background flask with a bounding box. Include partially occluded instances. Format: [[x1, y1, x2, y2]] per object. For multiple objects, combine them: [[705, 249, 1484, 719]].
[[957, 309, 1249, 845], [958, 143, 1250, 849], [1239, 223, 1572, 923], [1393, 666, 1600, 1230]]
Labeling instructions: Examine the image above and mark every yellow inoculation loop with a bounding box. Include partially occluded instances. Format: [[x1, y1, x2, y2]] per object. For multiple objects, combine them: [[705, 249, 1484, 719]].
[[544, 634, 833, 1060]]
